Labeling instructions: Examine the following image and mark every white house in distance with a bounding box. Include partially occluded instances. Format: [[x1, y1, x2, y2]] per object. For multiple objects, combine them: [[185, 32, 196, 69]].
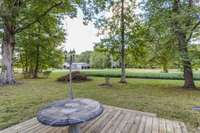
[[63, 62, 90, 70]]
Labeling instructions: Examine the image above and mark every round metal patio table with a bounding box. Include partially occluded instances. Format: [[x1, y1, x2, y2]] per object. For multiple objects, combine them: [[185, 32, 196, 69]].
[[37, 98, 104, 133], [192, 106, 200, 111]]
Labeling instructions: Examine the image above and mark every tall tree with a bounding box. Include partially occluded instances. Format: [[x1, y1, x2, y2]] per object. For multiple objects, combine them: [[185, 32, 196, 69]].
[[144, 22, 178, 72], [144, 0, 200, 89], [171, 0, 198, 88], [76, 51, 92, 64], [120, 0, 126, 83], [94, 0, 138, 83], [16, 16, 65, 78], [0, 0, 78, 84]]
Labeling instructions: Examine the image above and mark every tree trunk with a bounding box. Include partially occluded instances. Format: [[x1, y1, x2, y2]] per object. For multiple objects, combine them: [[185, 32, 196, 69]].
[[177, 32, 195, 88], [162, 63, 168, 73], [119, 0, 127, 83], [161, 60, 168, 73], [33, 43, 40, 78], [172, 0, 195, 89], [105, 77, 111, 85], [0, 21, 16, 84], [183, 59, 195, 88], [25, 50, 28, 73]]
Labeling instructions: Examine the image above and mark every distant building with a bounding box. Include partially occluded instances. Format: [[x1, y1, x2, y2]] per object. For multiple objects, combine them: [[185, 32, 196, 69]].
[[63, 63, 90, 70]]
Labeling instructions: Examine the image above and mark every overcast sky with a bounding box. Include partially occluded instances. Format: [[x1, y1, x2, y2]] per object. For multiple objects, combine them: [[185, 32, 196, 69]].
[[63, 15, 100, 54]]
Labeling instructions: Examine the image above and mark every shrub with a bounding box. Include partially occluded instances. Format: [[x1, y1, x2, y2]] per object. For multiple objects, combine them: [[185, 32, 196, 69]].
[[57, 71, 90, 82], [79, 69, 200, 80], [43, 71, 52, 78]]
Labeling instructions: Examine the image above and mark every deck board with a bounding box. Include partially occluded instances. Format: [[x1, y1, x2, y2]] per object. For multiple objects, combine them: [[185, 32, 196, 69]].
[[152, 117, 159, 133], [0, 105, 188, 133], [159, 118, 166, 133], [122, 113, 136, 133], [144, 116, 153, 133], [114, 112, 132, 133], [107, 112, 125, 133], [166, 119, 174, 133], [129, 114, 142, 133]]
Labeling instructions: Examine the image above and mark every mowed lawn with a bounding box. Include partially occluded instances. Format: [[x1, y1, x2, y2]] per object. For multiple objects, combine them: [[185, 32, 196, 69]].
[[0, 72, 200, 131], [55, 68, 200, 80]]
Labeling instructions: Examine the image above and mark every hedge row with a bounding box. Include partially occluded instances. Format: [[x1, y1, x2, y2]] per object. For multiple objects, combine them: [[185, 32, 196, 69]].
[[80, 70, 200, 80]]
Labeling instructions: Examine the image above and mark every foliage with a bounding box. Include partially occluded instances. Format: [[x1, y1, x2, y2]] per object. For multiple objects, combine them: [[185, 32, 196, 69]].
[[94, 0, 150, 69], [76, 51, 92, 63], [42, 71, 52, 78], [89, 51, 111, 69], [0, 0, 82, 83], [15, 18, 65, 77], [190, 45, 200, 69], [143, 0, 200, 88], [141, 22, 179, 72]]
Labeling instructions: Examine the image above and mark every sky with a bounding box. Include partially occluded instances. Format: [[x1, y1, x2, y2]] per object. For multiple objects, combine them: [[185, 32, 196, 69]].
[[63, 0, 142, 54], [63, 16, 100, 54]]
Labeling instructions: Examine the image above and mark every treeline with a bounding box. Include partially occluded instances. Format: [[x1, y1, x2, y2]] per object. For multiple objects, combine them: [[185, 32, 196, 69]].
[[75, 0, 200, 89], [0, 0, 100, 83], [76, 44, 200, 72], [88, 0, 200, 89]]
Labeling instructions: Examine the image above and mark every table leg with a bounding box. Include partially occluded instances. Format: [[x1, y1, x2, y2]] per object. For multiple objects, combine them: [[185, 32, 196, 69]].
[[68, 125, 81, 133]]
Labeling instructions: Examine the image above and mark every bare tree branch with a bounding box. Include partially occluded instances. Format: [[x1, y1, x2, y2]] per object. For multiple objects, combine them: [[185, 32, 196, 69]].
[[15, 2, 63, 33], [186, 20, 200, 42]]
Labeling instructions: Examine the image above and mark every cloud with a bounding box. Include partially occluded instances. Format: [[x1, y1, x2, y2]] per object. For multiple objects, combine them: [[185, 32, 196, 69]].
[[63, 16, 99, 54]]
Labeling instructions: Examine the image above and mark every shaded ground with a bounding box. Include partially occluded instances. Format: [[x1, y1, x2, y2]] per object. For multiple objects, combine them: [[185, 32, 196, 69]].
[[0, 72, 200, 131]]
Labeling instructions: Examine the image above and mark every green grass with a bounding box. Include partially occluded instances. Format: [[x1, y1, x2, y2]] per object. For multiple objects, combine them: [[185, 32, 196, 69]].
[[1, 72, 200, 131], [55, 68, 200, 80]]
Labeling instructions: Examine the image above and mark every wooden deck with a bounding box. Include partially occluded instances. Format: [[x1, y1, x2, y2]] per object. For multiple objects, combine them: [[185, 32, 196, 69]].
[[0, 105, 188, 133]]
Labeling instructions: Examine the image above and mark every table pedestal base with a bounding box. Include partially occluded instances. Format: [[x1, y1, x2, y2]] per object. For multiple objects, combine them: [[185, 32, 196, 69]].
[[68, 125, 81, 133]]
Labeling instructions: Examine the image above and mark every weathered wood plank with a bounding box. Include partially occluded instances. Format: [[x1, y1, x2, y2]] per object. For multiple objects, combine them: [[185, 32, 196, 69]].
[[0, 118, 38, 133], [172, 121, 182, 133], [82, 109, 114, 133], [0, 105, 188, 133], [159, 118, 166, 133], [51, 127, 67, 133], [39, 127, 52, 133], [108, 112, 126, 133], [20, 122, 42, 133], [99, 110, 121, 133], [166, 119, 174, 133], [152, 117, 159, 133], [129, 114, 143, 133], [81, 107, 111, 131], [29, 124, 52, 133], [115, 112, 133, 133], [104, 105, 156, 117], [179, 122, 188, 133], [122, 113, 137, 133], [144, 116, 153, 133], [137, 116, 147, 133]]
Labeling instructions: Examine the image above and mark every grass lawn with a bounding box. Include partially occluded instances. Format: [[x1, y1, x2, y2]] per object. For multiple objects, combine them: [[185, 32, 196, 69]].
[[54, 68, 200, 80], [0, 72, 200, 131]]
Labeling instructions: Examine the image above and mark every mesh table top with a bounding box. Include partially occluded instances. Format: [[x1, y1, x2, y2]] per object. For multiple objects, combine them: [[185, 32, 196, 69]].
[[192, 106, 200, 111], [37, 98, 104, 126]]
